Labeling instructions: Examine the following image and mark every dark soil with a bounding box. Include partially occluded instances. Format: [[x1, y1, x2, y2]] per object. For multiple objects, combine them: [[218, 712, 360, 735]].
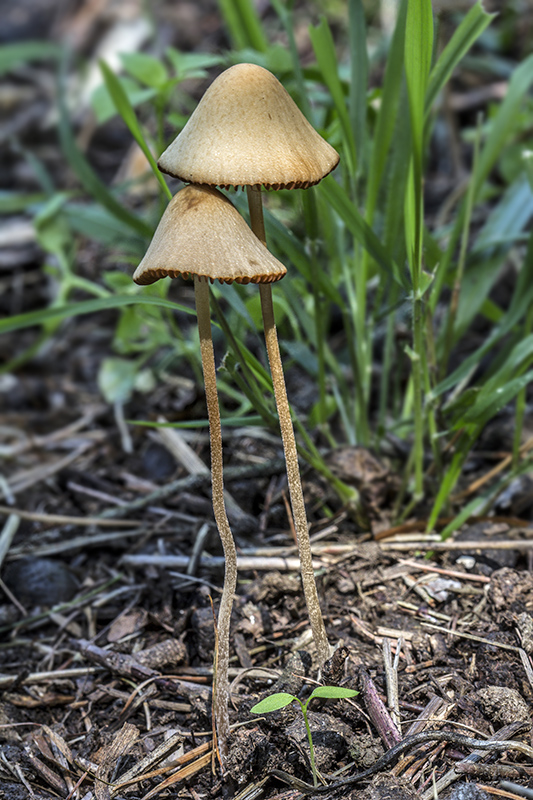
[[2, 1, 533, 799]]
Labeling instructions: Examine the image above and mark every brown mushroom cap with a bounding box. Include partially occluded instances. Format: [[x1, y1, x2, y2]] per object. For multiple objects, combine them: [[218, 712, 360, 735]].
[[133, 184, 287, 286], [158, 63, 340, 191]]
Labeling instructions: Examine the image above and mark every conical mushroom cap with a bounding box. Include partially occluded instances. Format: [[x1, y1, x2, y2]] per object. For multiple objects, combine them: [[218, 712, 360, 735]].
[[158, 63, 339, 191], [133, 185, 287, 286]]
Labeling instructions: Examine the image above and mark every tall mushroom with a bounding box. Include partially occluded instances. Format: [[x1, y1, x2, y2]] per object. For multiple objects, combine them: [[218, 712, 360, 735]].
[[133, 183, 286, 762], [158, 63, 339, 666]]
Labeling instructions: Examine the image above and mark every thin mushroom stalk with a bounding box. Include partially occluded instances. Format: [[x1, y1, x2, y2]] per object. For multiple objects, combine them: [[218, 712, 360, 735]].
[[247, 186, 331, 665], [133, 184, 287, 766], [194, 274, 236, 763]]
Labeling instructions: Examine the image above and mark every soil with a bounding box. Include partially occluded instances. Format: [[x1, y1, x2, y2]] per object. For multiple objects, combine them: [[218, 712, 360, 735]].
[[2, 1, 533, 799]]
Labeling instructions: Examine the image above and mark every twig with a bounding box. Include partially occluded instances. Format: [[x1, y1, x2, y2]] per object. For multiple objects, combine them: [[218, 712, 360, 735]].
[[456, 763, 533, 780], [499, 782, 533, 799], [8, 527, 157, 559], [383, 638, 401, 730], [420, 722, 528, 800], [420, 623, 521, 653], [72, 638, 186, 682], [518, 647, 533, 694], [0, 408, 104, 457], [273, 722, 531, 795], [98, 458, 286, 519], [0, 513, 20, 568], [381, 539, 533, 551], [0, 667, 100, 689], [397, 559, 490, 583], [453, 435, 533, 500], [358, 664, 402, 748], [5, 442, 95, 498], [121, 554, 323, 571], [0, 505, 141, 528]]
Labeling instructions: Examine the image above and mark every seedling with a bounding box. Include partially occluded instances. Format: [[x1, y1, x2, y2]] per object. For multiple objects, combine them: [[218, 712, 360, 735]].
[[250, 686, 358, 787]]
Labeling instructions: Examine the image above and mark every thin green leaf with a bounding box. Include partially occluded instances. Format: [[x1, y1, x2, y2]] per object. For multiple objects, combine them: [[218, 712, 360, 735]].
[[404, 0, 433, 283], [131, 415, 265, 429], [472, 173, 533, 254], [427, 441, 472, 530]]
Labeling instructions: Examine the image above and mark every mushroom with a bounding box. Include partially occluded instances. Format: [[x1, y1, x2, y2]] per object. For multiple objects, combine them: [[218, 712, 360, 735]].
[[158, 63, 339, 666], [133, 183, 286, 761], [158, 62, 339, 191]]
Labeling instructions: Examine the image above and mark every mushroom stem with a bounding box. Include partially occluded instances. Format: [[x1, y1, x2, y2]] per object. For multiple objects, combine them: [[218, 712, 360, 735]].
[[194, 274, 237, 764], [247, 186, 331, 665]]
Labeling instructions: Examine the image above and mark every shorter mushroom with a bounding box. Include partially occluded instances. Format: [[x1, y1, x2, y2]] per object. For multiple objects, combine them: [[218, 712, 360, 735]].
[[156, 63, 338, 666], [133, 183, 286, 764]]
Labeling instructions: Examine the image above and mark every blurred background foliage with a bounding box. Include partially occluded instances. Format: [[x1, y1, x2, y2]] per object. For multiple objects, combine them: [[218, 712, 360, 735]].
[[1, 0, 533, 533]]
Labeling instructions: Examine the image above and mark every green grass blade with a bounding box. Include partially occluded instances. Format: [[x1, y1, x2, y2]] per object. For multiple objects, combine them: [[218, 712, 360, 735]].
[[99, 60, 172, 201], [348, 0, 368, 178], [319, 176, 409, 289], [458, 370, 533, 428], [0, 41, 60, 75], [269, 0, 312, 120], [432, 52, 533, 311], [57, 63, 152, 238], [430, 231, 533, 401], [427, 437, 471, 529], [217, 0, 267, 52], [425, 2, 496, 115], [0, 295, 195, 335], [475, 53, 533, 198], [366, 0, 408, 223], [0, 191, 45, 213], [404, 0, 433, 275], [309, 18, 357, 175]]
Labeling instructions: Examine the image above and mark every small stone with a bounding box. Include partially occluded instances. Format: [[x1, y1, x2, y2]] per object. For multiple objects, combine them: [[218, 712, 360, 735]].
[[475, 686, 531, 726], [487, 568, 533, 614], [2, 558, 78, 608]]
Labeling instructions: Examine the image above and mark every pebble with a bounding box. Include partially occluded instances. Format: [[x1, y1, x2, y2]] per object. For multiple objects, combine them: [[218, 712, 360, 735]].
[[2, 557, 79, 607]]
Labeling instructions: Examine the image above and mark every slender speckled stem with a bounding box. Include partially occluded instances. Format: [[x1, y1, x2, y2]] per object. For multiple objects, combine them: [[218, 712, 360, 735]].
[[194, 274, 237, 764], [246, 185, 331, 665]]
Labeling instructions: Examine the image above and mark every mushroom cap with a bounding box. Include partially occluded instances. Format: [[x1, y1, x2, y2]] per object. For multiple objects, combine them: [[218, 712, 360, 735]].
[[133, 184, 287, 286], [158, 63, 340, 191]]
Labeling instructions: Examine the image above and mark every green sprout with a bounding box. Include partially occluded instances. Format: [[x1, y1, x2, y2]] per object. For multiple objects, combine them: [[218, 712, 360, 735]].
[[250, 685, 358, 787]]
